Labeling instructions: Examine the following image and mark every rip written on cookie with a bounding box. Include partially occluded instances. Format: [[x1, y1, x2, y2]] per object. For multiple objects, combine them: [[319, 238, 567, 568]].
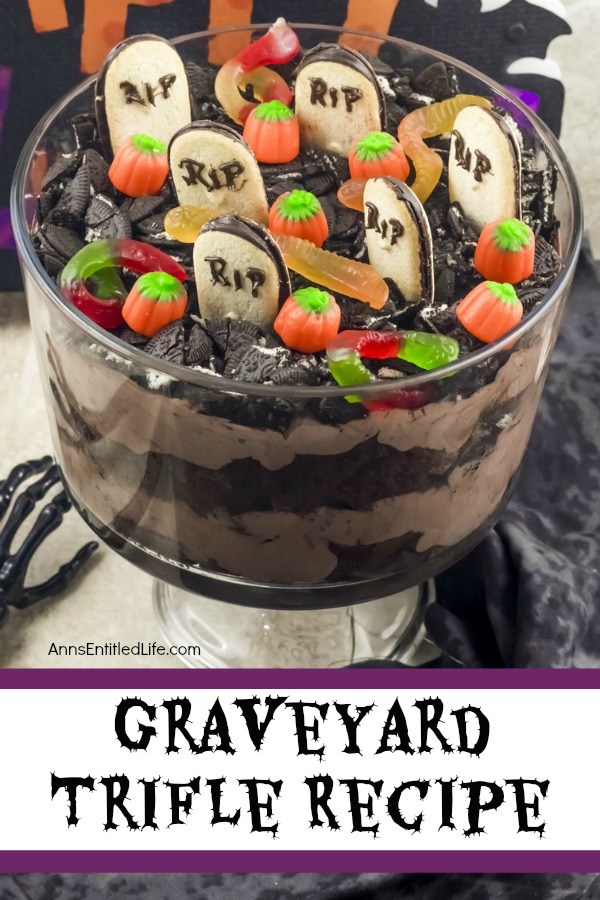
[[119, 74, 177, 107], [179, 158, 248, 192], [451, 130, 493, 183], [204, 257, 266, 298], [308, 78, 364, 113], [294, 43, 385, 156], [365, 202, 405, 246]]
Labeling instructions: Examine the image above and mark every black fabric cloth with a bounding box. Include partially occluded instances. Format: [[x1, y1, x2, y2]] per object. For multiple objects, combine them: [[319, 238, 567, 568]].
[[426, 245, 600, 668], [4, 874, 600, 900]]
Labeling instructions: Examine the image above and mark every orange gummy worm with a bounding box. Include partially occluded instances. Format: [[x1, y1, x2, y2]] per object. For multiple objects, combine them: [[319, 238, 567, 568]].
[[275, 234, 389, 310]]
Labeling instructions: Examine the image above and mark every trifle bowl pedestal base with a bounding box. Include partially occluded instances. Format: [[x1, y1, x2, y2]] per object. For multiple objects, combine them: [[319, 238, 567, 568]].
[[153, 579, 438, 668]]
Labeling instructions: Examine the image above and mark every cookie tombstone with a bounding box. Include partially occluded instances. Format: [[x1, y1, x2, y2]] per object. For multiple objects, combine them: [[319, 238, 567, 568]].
[[194, 216, 291, 328], [449, 106, 522, 232], [169, 122, 269, 224], [364, 177, 434, 303], [95, 34, 192, 157], [294, 44, 385, 156]]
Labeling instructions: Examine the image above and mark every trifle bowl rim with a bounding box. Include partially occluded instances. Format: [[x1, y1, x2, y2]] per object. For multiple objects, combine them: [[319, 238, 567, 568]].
[[11, 21, 583, 401]]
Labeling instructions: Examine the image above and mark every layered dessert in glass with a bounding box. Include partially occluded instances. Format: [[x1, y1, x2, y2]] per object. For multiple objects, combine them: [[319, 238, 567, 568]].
[[11, 22, 582, 666]]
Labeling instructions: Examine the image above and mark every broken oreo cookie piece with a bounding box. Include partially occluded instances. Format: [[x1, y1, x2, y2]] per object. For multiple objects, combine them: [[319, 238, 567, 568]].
[[83, 148, 112, 194], [224, 343, 281, 383], [45, 163, 91, 228], [84, 194, 132, 240], [68, 113, 99, 152], [41, 154, 80, 190], [185, 322, 214, 366], [38, 224, 85, 262], [85, 194, 119, 226], [415, 62, 459, 102], [118, 325, 150, 347], [125, 194, 165, 224], [144, 318, 186, 365]]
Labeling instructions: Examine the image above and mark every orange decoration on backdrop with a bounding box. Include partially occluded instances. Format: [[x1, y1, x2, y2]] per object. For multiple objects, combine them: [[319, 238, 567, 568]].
[[26, 0, 403, 75], [207, 0, 254, 65], [340, 0, 401, 53], [81, 0, 176, 73], [28, 0, 69, 32]]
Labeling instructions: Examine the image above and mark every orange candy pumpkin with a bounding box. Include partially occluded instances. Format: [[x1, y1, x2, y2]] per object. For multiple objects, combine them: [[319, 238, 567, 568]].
[[349, 131, 410, 182], [474, 218, 535, 284], [274, 287, 341, 353], [269, 190, 329, 247], [456, 281, 524, 344], [122, 271, 187, 337], [109, 133, 169, 197], [243, 99, 300, 164]]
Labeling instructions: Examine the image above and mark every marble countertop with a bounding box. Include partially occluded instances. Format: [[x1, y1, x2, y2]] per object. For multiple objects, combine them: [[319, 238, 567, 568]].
[[553, 0, 600, 258]]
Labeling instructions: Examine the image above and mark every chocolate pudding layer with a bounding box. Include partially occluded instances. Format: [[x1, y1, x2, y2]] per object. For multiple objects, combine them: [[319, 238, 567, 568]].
[[30, 267, 565, 604]]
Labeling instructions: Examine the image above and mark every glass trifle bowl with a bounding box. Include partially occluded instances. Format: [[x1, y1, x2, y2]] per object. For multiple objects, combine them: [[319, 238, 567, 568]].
[[11, 23, 582, 668]]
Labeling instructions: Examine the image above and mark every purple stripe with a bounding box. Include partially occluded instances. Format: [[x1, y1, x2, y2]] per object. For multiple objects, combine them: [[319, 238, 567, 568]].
[[2, 668, 600, 688], [0, 207, 16, 250], [504, 85, 541, 113], [0, 851, 599, 873], [0, 65, 12, 145], [0, 67, 15, 249]]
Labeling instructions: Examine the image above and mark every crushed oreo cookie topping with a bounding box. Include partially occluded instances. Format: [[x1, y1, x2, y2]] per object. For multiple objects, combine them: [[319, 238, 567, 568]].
[[33, 24, 561, 412]]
